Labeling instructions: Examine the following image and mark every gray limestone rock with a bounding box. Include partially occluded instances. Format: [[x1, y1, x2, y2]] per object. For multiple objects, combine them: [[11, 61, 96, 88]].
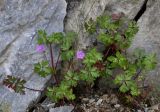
[[65, 0, 111, 49], [65, 0, 145, 50], [0, 0, 67, 112], [128, 0, 160, 101], [49, 106, 74, 112]]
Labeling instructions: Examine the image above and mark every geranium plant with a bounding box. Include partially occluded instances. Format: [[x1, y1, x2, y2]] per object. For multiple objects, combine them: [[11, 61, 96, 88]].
[[3, 13, 157, 104]]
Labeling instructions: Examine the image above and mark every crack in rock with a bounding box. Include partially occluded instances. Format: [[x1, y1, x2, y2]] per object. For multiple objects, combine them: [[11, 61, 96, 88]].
[[134, 0, 149, 21]]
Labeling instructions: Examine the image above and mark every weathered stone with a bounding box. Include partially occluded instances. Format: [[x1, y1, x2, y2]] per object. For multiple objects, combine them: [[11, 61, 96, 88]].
[[49, 106, 74, 112], [65, 0, 111, 49], [128, 0, 160, 96], [104, 0, 145, 19], [65, 0, 145, 50], [96, 99, 103, 106], [0, 0, 67, 112]]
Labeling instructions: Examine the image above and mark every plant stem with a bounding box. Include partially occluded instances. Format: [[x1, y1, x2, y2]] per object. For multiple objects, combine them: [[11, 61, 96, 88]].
[[49, 44, 55, 68], [55, 50, 61, 70], [133, 69, 142, 80], [24, 86, 43, 92], [49, 44, 58, 84]]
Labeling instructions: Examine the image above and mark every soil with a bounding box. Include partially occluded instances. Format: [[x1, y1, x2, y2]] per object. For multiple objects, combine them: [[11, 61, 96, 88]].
[[72, 88, 160, 112]]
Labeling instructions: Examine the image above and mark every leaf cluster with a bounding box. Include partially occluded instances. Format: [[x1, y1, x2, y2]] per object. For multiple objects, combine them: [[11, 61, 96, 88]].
[[3, 76, 26, 94], [3, 14, 157, 104]]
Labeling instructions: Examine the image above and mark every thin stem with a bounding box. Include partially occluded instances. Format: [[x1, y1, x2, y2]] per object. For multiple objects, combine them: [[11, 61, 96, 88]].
[[133, 69, 142, 80], [55, 50, 61, 70], [49, 44, 58, 84], [49, 44, 55, 69], [68, 60, 72, 70], [104, 47, 111, 57], [24, 86, 43, 92]]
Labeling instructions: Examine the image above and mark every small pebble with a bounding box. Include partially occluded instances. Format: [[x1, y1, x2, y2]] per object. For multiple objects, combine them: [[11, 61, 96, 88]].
[[137, 110, 142, 112], [82, 98, 89, 103], [96, 99, 103, 106], [114, 104, 120, 108], [89, 99, 95, 104]]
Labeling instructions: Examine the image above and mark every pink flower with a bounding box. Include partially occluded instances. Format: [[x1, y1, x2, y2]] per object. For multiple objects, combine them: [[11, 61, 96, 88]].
[[36, 44, 45, 52], [76, 50, 85, 59]]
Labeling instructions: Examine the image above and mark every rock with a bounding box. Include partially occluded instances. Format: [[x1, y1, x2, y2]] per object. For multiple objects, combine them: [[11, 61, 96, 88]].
[[114, 104, 120, 108], [101, 94, 110, 103], [128, 0, 160, 98], [110, 95, 118, 105], [96, 99, 103, 106], [137, 110, 142, 112], [89, 99, 95, 104], [149, 103, 160, 111], [65, 0, 145, 50], [0, 0, 67, 112], [65, 0, 110, 49], [49, 105, 74, 112], [104, 0, 145, 19], [82, 98, 89, 103]]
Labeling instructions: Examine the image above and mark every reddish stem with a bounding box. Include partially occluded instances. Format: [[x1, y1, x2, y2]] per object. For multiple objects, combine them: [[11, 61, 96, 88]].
[[55, 50, 61, 70], [66, 60, 73, 73], [104, 47, 111, 58], [49, 44, 58, 84], [49, 44, 55, 68]]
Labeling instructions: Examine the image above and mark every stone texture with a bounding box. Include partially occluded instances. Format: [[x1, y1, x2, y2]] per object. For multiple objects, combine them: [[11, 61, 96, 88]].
[[0, 0, 67, 112], [128, 0, 160, 99], [49, 106, 74, 112], [65, 0, 111, 49], [104, 0, 145, 19], [65, 0, 145, 50]]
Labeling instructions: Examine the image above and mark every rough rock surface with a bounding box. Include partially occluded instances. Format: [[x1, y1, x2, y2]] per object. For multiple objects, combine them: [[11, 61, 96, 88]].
[[0, 0, 67, 112], [128, 0, 160, 103], [49, 106, 74, 112], [65, 0, 111, 49], [65, 0, 145, 49]]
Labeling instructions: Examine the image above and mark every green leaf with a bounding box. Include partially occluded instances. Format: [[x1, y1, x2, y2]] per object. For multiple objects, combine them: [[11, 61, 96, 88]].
[[37, 30, 47, 44], [125, 21, 138, 41], [120, 83, 129, 93], [61, 50, 74, 61], [97, 15, 110, 29], [125, 64, 137, 76], [116, 52, 128, 69], [114, 74, 124, 84], [130, 86, 140, 96], [90, 67, 100, 78], [104, 68, 113, 77], [107, 52, 128, 69], [34, 61, 52, 77], [60, 32, 77, 51], [133, 48, 146, 59], [114, 74, 132, 85], [64, 71, 79, 87], [3, 76, 26, 94], [143, 53, 157, 70], [97, 33, 114, 45], [48, 32, 64, 44], [46, 82, 75, 103], [107, 56, 117, 62], [83, 48, 102, 66]]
